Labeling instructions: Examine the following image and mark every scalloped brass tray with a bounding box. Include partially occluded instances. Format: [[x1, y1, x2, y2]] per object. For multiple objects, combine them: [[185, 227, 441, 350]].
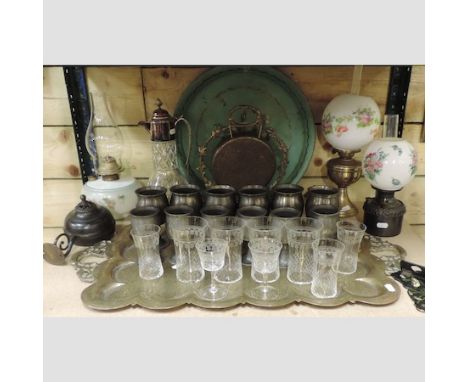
[[81, 226, 400, 310]]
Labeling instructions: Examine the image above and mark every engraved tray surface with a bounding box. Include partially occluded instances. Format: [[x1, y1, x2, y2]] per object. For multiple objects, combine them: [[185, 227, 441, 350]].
[[81, 226, 400, 311]]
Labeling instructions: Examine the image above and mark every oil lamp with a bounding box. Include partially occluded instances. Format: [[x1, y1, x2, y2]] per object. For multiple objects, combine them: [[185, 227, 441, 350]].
[[321, 94, 381, 218], [362, 114, 417, 236], [82, 93, 139, 220]]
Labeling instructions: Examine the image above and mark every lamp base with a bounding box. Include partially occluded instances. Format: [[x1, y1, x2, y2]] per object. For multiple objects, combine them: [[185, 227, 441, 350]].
[[326, 150, 362, 219], [363, 188, 406, 237]]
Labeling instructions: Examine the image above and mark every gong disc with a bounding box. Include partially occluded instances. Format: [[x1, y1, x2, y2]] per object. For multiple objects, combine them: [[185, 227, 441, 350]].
[[212, 137, 276, 189]]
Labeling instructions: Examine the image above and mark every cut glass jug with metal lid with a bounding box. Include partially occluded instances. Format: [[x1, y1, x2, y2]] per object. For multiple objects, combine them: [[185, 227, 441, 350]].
[[139, 99, 192, 190]]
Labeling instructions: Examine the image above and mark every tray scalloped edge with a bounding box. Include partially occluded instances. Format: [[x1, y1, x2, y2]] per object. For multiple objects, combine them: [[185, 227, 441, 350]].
[[81, 226, 401, 311]]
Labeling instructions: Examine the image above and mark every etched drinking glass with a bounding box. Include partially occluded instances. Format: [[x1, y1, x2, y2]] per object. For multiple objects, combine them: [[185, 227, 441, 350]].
[[246, 216, 283, 242], [164, 205, 194, 267], [130, 224, 164, 280], [308, 206, 340, 239], [172, 216, 208, 283], [248, 238, 282, 300], [164, 205, 194, 240], [195, 239, 228, 301], [236, 206, 268, 265], [285, 217, 323, 284], [209, 216, 244, 283], [335, 221, 366, 274], [270, 208, 302, 268], [311, 239, 345, 298]]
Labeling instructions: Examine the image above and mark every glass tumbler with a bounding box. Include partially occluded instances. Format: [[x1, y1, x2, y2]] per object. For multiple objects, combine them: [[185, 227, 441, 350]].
[[311, 239, 345, 298], [236, 206, 268, 265], [285, 218, 323, 285], [209, 216, 244, 283], [270, 207, 302, 268], [335, 221, 366, 274], [200, 205, 230, 234], [164, 205, 194, 240], [246, 216, 283, 266], [172, 216, 208, 283], [195, 239, 228, 301], [308, 206, 340, 239], [248, 238, 282, 300], [130, 224, 164, 280], [164, 205, 194, 267]]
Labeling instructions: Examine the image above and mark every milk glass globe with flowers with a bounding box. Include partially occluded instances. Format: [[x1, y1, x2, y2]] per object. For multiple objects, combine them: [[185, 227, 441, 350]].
[[361, 115, 418, 236]]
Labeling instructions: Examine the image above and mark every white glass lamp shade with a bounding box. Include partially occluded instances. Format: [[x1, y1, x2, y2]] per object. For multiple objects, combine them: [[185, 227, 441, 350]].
[[321, 94, 381, 151], [362, 138, 417, 191]]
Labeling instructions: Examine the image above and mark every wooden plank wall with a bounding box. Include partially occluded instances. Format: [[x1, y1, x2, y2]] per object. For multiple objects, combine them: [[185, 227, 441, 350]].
[[43, 66, 425, 239]]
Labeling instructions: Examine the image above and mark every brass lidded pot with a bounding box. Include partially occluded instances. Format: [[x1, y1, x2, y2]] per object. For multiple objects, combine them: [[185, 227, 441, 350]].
[[51, 195, 116, 257]]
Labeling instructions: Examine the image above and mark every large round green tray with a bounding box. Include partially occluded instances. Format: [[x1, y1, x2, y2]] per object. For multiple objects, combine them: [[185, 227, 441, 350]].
[[174, 66, 316, 187]]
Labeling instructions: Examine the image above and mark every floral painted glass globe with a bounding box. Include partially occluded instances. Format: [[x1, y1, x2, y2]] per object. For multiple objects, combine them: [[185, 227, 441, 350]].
[[362, 138, 417, 191], [322, 94, 381, 151]]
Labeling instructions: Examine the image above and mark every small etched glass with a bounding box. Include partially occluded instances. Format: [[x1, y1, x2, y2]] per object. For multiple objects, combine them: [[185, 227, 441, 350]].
[[164, 205, 194, 240], [285, 217, 323, 284], [236, 206, 268, 265], [246, 216, 283, 242], [172, 216, 208, 283], [195, 239, 228, 301], [270, 208, 302, 268], [335, 221, 366, 274], [209, 216, 244, 283], [248, 238, 282, 300], [311, 239, 345, 298], [308, 206, 340, 238], [130, 224, 164, 280]]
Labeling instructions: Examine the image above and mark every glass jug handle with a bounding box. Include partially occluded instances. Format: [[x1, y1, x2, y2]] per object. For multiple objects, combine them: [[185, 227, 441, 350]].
[[174, 117, 192, 171]]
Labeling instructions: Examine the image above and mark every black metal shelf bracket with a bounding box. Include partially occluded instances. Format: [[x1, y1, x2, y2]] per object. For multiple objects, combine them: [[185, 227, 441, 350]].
[[63, 66, 94, 184], [386, 66, 412, 138]]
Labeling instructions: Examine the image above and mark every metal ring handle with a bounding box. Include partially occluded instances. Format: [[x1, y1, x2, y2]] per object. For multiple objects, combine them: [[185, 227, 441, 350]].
[[53, 233, 76, 257], [227, 105, 263, 138]]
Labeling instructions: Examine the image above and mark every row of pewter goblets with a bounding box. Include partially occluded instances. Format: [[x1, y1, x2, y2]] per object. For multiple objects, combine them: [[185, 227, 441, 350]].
[[131, 182, 340, 224], [168, 183, 303, 216]]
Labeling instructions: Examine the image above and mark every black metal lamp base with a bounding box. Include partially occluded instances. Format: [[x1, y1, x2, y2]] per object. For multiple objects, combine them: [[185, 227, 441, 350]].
[[363, 188, 406, 237]]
